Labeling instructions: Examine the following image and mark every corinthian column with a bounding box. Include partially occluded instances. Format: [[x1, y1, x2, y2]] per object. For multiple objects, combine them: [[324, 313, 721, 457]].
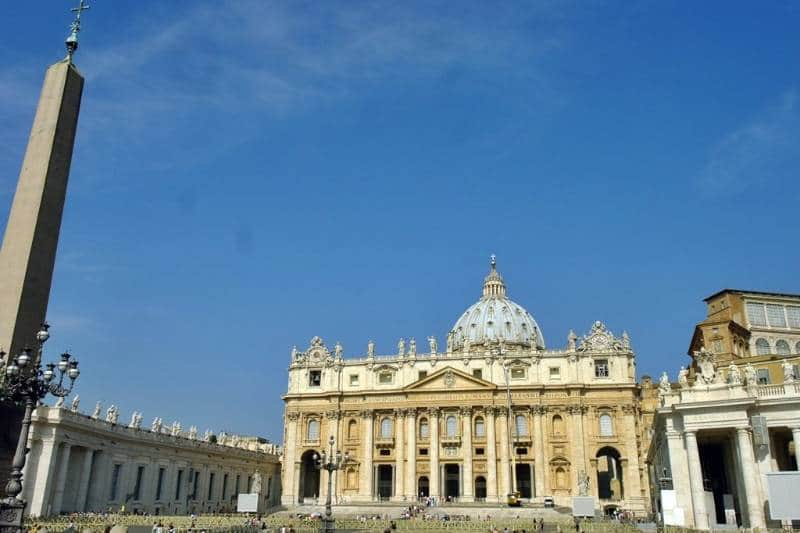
[[405, 409, 417, 499], [532, 406, 545, 499], [570, 405, 587, 491], [281, 412, 300, 505], [429, 408, 440, 499], [736, 428, 765, 529], [486, 407, 499, 502], [394, 409, 405, 501], [359, 410, 374, 501], [621, 405, 643, 508], [684, 430, 709, 530], [498, 407, 511, 498], [461, 407, 474, 502]]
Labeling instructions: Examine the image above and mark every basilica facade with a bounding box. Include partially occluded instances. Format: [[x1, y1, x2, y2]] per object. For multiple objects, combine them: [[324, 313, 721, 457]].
[[281, 260, 651, 514]]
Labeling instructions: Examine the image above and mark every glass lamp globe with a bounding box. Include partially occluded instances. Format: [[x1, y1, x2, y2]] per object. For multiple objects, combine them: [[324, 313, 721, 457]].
[[58, 353, 70, 372], [36, 325, 50, 343], [16, 351, 30, 368]]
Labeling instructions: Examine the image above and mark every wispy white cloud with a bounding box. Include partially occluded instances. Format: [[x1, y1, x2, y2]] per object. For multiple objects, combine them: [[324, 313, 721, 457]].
[[699, 89, 799, 194]]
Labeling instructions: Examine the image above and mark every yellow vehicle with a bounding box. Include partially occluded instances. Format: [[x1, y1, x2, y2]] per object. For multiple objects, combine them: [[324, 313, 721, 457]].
[[506, 492, 522, 507]]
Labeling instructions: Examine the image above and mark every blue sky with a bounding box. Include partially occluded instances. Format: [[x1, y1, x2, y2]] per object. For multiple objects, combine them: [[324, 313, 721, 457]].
[[2, 1, 798, 441]]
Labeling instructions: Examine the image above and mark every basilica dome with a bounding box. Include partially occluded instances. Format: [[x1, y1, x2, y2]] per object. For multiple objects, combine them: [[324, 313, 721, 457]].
[[450, 257, 545, 350]]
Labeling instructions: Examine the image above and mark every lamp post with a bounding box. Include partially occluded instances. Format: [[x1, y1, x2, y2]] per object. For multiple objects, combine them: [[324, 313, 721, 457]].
[[314, 435, 348, 533], [0, 323, 80, 532]]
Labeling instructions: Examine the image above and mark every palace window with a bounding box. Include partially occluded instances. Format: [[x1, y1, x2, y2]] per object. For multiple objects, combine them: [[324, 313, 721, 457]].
[[419, 418, 429, 439], [515, 414, 529, 436], [787, 306, 800, 329], [767, 304, 787, 328], [156, 467, 165, 501], [472, 369, 483, 379], [599, 414, 613, 437], [446, 415, 458, 437], [307, 419, 320, 441], [757, 368, 771, 385], [309, 370, 321, 387], [207, 472, 215, 500], [419, 448, 428, 456], [475, 447, 485, 455], [349, 374, 359, 386], [776, 340, 791, 355], [474, 417, 486, 438], [755, 338, 771, 356], [380, 417, 393, 438], [418, 371, 428, 380], [379, 371, 393, 384], [747, 302, 767, 327], [510, 367, 526, 379], [594, 359, 609, 378], [549, 367, 560, 380], [175, 469, 184, 501]]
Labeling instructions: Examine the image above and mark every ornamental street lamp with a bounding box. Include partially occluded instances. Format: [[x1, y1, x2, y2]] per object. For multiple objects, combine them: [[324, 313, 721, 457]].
[[314, 435, 349, 533], [0, 323, 80, 532]]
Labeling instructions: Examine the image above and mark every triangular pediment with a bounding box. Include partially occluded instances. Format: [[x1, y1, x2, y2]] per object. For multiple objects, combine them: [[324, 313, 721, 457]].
[[404, 366, 497, 392]]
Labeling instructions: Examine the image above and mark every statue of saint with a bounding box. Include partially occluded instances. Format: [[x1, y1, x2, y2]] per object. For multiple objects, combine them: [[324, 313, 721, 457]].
[[577, 470, 590, 496], [678, 366, 689, 388], [107, 405, 118, 424], [744, 363, 757, 386], [70, 395, 80, 413], [189, 426, 198, 440], [334, 341, 343, 359], [567, 330, 577, 351], [409, 338, 416, 356], [428, 336, 437, 355], [92, 401, 101, 419], [658, 372, 671, 395], [55, 396, 65, 408], [728, 364, 742, 385], [446, 331, 455, 353], [783, 360, 795, 383], [367, 340, 375, 358], [397, 338, 405, 356]]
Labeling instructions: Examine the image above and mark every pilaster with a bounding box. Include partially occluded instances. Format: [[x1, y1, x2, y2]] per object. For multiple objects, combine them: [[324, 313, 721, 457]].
[[27, 438, 59, 516], [532, 406, 545, 499], [358, 410, 374, 500], [486, 407, 499, 502], [50, 442, 72, 515], [461, 407, 474, 501], [393, 409, 405, 501], [429, 407, 440, 499], [75, 448, 95, 512]]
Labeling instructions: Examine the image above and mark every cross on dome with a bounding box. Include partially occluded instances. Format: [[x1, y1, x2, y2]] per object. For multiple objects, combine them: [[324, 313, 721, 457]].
[[65, 0, 91, 60]]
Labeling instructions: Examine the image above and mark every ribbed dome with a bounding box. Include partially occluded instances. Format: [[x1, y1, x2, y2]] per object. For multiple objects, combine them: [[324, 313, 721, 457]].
[[450, 256, 545, 350]]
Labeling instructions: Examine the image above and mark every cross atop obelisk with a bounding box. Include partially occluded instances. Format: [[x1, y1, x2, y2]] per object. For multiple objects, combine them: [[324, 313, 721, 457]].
[[0, 5, 89, 369], [65, 0, 91, 61]]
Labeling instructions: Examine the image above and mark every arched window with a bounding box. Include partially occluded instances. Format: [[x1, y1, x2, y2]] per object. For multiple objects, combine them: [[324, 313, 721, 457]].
[[599, 414, 613, 437], [776, 340, 791, 355], [380, 417, 393, 438], [515, 414, 529, 436], [446, 415, 457, 437], [755, 338, 771, 355], [347, 419, 358, 440], [474, 417, 486, 438], [419, 418, 429, 439], [307, 419, 320, 441], [552, 415, 565, 436]]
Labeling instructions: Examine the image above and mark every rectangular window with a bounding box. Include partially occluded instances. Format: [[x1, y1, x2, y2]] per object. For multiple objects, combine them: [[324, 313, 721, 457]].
[[766, 304, 787, 328], [266, 476, 272, 498], [309, 370, 321, 387], [472, 369, 483, 379], [786, 306, 800, 329], [192, 471, 199, 499], [594, 359, 609, 378], [712, 340, 723, 353], [418, 371, 428, 380], [475, 447, 485, 456], [379, 371, 393, 384], [419, 448, 428, 456], [549, 367, 560, 379], [516, 447, 528, 455], [156, 467, 166, 501], [175, 470, 184, 500], [133, 465, 145, 501], [235, 474, 240, 496], [757, 368, 770, 385], [208, 472, 215, 500], [110, 464, 122, 500], [746, 302, 767, 327], [222, 473, 228, 501], [247, 475, 252, 493], [349, 374, 359, 386], [510, 367, 525, 379], [379, 449, 391, 456]]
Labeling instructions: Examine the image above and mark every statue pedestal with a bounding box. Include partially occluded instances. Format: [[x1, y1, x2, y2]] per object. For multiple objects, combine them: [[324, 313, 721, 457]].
[[0, 496, 25, 533]]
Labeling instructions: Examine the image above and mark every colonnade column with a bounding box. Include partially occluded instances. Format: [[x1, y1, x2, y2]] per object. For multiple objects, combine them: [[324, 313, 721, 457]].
[[429, 407, 440, 499], [486, 407, 499, 502], [532, 406, 545, 499], [461, 407, 474, 502], [394, 409, 405, 501], [405, 409, 417, 499], [359, 410, 374, 501], [792, 427, 800, 471], [498, 407, 511, 498], [736, 428, 766, 529], [684, 430, 709, 530], [50, 443, 72, 515], [75, 448, 95, 511], [27, 438, 59, 516], [281, 412, 299, 505]]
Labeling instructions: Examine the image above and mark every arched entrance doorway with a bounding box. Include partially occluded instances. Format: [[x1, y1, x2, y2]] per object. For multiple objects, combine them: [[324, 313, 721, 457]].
[[377, 465, 393, 500], [596, 447, 623, 500], [298, 450, 320, 502], [418, 476, 429, 498], [475, 476, 487, 500]]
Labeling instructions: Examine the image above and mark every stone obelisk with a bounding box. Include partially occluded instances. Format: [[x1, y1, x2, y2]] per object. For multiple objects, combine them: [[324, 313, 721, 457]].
[[0, 15, 87, 365], [0, 2, 90, 511]]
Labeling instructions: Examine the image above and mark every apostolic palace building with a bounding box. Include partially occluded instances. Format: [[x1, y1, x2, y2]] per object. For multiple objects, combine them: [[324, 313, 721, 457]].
[[282, 259, 654, 514]]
